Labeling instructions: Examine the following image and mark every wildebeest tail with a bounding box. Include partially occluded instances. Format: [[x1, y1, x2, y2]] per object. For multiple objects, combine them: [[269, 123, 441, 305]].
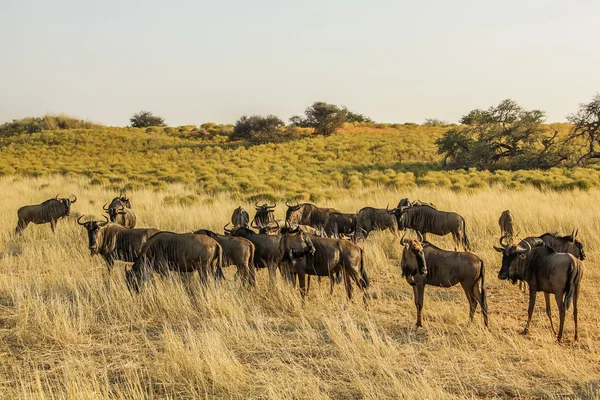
[[359, 248, 369, 289], [564, 259, 580, 310], [215, 244, 225, 280], [480, 260, 487, 314], [463, 219, 471, 251]]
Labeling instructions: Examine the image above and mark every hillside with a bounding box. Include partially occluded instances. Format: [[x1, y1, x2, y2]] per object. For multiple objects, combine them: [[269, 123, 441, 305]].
[[1, 122, 597, 199]]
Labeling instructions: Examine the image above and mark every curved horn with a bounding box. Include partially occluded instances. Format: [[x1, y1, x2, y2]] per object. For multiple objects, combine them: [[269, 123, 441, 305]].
[[572, 228, 579, 240], [223, 222, 233, 233], [70, 194, 77, 203], [274, 220, 280, 230], [268, 202, 276, 209], [77, 215, 86, 225], [103, 202, 110, 211], [255, 201, 260, 208], [285, 200, 291, 207], [99, 215, 109, 226], [416, 231, 424, 242], [55, 193, 60, 200], [251, 219, 259, 229], [516, 240, 532, 254], [400, 231, 407, 246], [499, 235, 509, 248]]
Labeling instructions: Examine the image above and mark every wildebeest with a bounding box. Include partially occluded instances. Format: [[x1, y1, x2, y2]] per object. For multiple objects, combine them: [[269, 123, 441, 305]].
[[323, 212, 358, 240], [280, 230, 369, 301], [258, 221, 320, 237], [231, 206, 250, 228], [106, 192, 132, 210], [225, 224, 283, 284], [125, 232, 224, 292], [397, 198, 437, 210], [498, 210, 514, 241], [77, 215, 160, 273], [356, 207, 398, 239], [251, 202, 276, 229], [194, 229, 256, 287], [400, 232, 488, 327], [15, 194, 77, 235], [104, 205, 137, 228], [494, 236, 583, 341], [539, 229, 585, 260], [388, 205, 470, 251], [285, 201, 341, 230]]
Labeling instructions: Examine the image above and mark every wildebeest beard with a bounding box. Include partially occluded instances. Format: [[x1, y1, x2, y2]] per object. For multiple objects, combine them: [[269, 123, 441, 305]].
[[402, 252, 426, 278]]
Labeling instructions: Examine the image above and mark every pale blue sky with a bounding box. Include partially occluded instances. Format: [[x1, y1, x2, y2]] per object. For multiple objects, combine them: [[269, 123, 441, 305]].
[[1, 0, 598, 126]]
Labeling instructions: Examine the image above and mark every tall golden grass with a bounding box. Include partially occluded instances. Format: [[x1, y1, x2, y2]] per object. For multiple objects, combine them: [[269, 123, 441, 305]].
[[0, 176, 598, 399]]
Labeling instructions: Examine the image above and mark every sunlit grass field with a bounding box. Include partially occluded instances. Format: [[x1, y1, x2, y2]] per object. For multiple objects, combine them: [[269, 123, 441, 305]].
[[0, 176, 598, 399]]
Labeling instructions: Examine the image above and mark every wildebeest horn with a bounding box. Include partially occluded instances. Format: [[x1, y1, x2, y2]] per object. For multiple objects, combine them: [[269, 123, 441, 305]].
[[103, 202, 110, 211], [251, 219, 259, 229], [400, 231, 407, 246], [516, 240, 531, 254], [223, 222, 233, 233], [255, 201, 260, 208], [285, 200, 291, 207], [70, 194, 77, 203], [274, 220, 280, 230], [267, 202, 276, 208], [571, 228, 579, 240], [77, 215, 86, 225], [499, 235, 509, 249], [416, 231, 424, 242], [55, 193, 60, 199], [99, 215, 109, 225], [117, 205, 126, 214]]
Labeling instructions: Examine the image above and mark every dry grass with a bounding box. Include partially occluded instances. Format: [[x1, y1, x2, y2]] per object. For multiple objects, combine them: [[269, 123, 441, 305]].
[[0, 176, 598, 399]]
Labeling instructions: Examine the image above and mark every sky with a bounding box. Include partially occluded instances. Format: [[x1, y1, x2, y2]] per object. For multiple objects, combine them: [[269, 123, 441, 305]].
[[1, 0, 599, 126]]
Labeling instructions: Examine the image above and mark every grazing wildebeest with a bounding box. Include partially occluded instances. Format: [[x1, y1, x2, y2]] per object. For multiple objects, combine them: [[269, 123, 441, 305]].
[[388, 205, 470, 251], [104, 205, 137, 228], [323, 212, 358, 240], [494, 236, 583, 341], [125, 232, 224, 293], [280, 230, 369, 302], [400, 232, 488, 327], [356, 206, 398, 239], [539, 229, 585, 260], [231, 206, 250, 228], [225, 224, 283, 284], [77, 215, 160, 273], [257, 221, 320, 237], [194, 229, 256, 287], [285, 201, 341, 230], [498, 210, 514, 241], [251, 202, 276, 229], [15, 194, 77, 235], [397, 198, 438, 210]]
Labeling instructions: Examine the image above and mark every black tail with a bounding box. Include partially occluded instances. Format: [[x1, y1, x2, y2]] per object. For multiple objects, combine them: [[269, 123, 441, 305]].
[[215, 245, 225, 280], [462, 219, 471, 251], [480, 260, 488, 319], [564, 260, 580, 309], [359, 248, 369, 289]]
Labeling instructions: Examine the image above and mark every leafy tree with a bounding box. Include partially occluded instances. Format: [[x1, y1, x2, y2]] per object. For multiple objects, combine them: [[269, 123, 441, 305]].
[[566, 93, 600, 165], [303, 102, 348, 136], [130, 111, 166, 128], [436, 99, 567, 170], [346, 110, 373, 124], [231, 115, 298, 145]]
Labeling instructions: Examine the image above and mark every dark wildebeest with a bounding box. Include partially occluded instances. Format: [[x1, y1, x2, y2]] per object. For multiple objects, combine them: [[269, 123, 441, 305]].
[[251, 202, 276, 229], [397, 198, 438, 210], [280, 230, 369, 302], [356, 207, 398, 239], [225, 224, 283, 284], [400, 232, 488, 327], [494, 236, 583, 341], [231, 206, 250, 228], [106, 192, 132, 211], [194, 229, 256, 287], [285, 201, 341, 230], [323, 212, 358, 240], [258, 221, 320, 237], [388, 205, 470, 251], [77, 215, 160, 274], [539, 229, 585, 261], [125, 232, 224, 293], [104, 202, 136, 228], [498, 210, 514, 241], [15, 194, 77, 235]]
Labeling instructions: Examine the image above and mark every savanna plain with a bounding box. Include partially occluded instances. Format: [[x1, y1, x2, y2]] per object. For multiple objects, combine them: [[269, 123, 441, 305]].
[[0, 177, 599, 399]]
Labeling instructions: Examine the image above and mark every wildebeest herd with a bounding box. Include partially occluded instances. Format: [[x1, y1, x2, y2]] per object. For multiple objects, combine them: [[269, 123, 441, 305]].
[[14, 194, 585, 342]]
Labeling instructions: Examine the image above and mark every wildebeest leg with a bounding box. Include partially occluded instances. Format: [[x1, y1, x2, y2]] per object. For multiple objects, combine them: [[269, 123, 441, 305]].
[[413, 284, 425, 327], [50, 219, 57, 233], [522, 289, 537, 335], [15, 220, 28, 235], [573, 283, 580, 341], [306, 276, 311, 296], [452, 232, 460, 251], [267, 262, 277, 288], [298, 272, 306, 300], [543, 292, 556, 335], [461, 282, 477, 323], [473, 283, 488, 327], [342, 268, 353, 300], [554, 291, 566, 342]]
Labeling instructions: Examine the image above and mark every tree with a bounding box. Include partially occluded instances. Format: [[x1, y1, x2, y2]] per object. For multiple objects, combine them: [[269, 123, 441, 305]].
[[130, 111, 166, 128], [303, 102, 348, 136], [423, 118, 447, 126], [231, 115, 298, 145], [436, 99, 567, 170], [346, 110, 373, 124], [566, 93, 600, 165]]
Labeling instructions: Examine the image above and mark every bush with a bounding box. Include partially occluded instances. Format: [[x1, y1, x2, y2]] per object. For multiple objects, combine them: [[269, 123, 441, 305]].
[[231, 115, 298, 145], [299, 102, 348, 136], [130, 111, 166, 128]]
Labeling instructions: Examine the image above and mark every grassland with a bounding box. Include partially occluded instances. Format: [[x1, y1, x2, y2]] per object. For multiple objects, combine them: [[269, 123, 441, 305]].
[[1, 122, 599, 201], [0, 176, 598, 399]]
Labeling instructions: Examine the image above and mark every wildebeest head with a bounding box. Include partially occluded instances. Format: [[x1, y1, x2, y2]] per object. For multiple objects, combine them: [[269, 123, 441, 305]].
[[104, 204, 129, 223], [567, 229, 585, 260], [284, 201, 303, 223], [252, 201, 276, 228], [55, 194, 77, 216], [258, 220, 280, 235], [104, 192, 131, 221], [279, 224, 315, 261], [386, 204, 409, 230], [77, 214, 108, 255], [494, 236, 537, 282], [400, 231, 427, 277]]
